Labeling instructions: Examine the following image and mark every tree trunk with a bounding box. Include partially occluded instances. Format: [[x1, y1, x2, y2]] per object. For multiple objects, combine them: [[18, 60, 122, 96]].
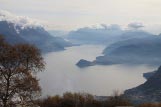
[[3, 99, 7, 107]]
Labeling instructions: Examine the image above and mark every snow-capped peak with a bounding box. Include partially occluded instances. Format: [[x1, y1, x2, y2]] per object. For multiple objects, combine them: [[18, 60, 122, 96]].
[[0, 10, 44, 31]]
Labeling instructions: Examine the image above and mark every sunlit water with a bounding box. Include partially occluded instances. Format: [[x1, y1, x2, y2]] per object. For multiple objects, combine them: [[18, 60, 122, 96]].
[[38, 45, 156, 96]]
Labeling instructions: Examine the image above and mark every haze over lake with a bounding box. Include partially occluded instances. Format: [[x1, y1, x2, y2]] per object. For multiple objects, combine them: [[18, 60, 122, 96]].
[[38, 45, 156, 96]]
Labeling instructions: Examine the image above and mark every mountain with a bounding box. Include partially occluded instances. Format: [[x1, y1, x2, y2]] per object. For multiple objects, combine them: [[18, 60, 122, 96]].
[[95, 34, 161, 65], [76, 31, 160, 67], [0, 21, 26, 44], [0, 21, 72, 53], [67, 24, 124, 45], [124, 66, 161, 103], [67, 24, 152, 45]]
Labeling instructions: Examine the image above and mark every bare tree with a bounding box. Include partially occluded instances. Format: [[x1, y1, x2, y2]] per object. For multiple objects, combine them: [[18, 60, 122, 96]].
[[0, 36, 45, 107]]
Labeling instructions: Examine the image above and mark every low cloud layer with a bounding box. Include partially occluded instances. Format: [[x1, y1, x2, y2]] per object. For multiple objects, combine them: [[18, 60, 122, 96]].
[[0, 10, 43, 29], [73, 22, 144, 32], [128, 22, 144, 29]]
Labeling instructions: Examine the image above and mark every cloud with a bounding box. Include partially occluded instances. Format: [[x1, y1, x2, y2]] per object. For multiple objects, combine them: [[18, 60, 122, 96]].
[[100, 24, 122, 30], [0, 10, 44, 29], [128, 22, 144, 29], [81, 24, 122, 31]]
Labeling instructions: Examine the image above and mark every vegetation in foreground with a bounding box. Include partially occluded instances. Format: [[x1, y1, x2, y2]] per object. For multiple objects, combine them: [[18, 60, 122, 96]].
[[0, 35, 45, 107], [37, 91, 161, 107], [37, 91, 132, 107]]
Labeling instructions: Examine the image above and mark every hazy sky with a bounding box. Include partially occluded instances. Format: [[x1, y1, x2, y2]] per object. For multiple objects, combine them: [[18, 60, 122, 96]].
[[0, 0, 161, 33]]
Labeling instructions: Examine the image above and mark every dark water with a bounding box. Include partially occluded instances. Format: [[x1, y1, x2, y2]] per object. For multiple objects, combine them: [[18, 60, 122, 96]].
[[38, 45, 155, 96]]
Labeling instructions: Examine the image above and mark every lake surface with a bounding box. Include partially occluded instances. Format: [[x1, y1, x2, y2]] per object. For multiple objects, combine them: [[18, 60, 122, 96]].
[[38, 45, 156, 96]]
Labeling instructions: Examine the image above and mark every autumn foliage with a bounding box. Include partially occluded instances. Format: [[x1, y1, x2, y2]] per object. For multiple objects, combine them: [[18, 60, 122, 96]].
[[0, 35, 45, 107], [37, 92, 101, 107], [37, 91, 132, 107]]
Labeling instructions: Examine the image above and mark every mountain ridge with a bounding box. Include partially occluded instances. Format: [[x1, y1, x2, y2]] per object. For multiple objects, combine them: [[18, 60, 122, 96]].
[[0, 21, 72, 53]]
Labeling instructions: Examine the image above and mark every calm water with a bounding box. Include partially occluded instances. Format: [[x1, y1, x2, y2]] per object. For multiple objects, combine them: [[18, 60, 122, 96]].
[[38, 45, 156, 96]]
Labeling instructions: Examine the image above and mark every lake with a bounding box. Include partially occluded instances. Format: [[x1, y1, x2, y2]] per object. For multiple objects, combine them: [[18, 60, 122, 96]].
[[38, 45, 156, 96]]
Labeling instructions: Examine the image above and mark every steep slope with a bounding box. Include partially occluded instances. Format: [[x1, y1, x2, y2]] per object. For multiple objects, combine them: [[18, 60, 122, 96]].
[[18, 25, 72, 52], [124, 66, 161, 103], [0, 21, 26, 44], [0, 21, 72, 53]]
